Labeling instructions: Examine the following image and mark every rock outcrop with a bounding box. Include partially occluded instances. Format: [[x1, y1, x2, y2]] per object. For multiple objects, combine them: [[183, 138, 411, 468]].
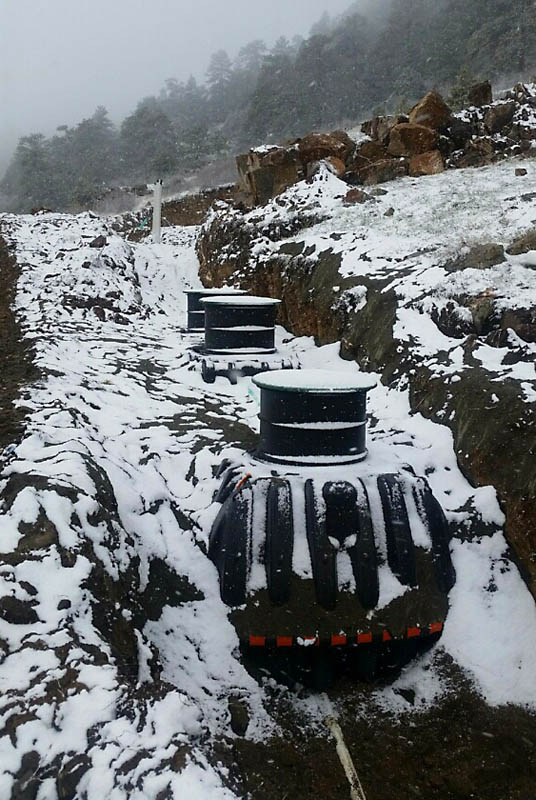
[[467, 81, 493, 107], [237, 131, 357, 206], [362, 81, 536, 177], [237, 146, 303, 206], [235, 82, 536, 207]]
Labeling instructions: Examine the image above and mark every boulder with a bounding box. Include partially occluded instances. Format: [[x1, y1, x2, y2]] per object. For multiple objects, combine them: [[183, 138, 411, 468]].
[[447, 243, 506, 272], [504, 82, 536, 104], [511, 116, 536, 141], [484, 101, 516, 135], [408, 91, 452, 131], [307, 156, 346, 178], [467, 81, 493, 107], [248, 145, 298, 171], [358, 158, 409, 186], [236, 153, 251, 195], [506, 230, 536, 256], [387, 123, 438, 157], [352, 140, 389, 170], [499, 307, 536, 343], [245, 146, 302, 205], [409, 150, 445, 177], [0, 596, 39, 625], [325, 156, 347, 177], [455, 137, 495, 168], [297, 133, 349, 166], [516, 168, 528, 177], [343, 189, 375, 205], [328, 130, 356, 163], [361, 115, 409, 145], [89, 236, 107, 249], [248, 164, 300, 206]]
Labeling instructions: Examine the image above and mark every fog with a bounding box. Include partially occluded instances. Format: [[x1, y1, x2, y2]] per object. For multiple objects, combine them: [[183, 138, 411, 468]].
[[0, 0, 354, 171]]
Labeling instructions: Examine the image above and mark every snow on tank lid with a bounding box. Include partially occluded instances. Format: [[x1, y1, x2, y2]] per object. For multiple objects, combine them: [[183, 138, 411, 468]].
[[200, 296, 281, 307], [253, 369, 377, 393]]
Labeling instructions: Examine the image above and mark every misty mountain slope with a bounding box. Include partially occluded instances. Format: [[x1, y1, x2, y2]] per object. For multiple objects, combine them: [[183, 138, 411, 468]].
[[0, 169, 536, 797], [3, 0, 535, 215]]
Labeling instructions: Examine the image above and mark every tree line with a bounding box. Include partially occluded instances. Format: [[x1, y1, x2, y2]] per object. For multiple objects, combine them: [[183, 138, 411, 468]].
[[2, 0, 534, 212]]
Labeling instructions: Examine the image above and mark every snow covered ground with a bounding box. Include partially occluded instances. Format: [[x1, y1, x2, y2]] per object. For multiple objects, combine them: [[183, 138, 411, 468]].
[[0, 193, 536, 797], [211, 157, 536, 411]]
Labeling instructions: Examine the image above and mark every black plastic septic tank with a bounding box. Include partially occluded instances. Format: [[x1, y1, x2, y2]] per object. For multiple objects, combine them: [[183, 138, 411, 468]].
[[252, 369, 377, 465], [185, 289, 246, 332], [201, 296, 281, 354]]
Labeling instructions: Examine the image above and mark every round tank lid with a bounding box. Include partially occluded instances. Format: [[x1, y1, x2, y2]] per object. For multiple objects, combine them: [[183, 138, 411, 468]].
[[184, 288, 246, 294], [200, 296, 281, 307], [253, 369, 377, 393]]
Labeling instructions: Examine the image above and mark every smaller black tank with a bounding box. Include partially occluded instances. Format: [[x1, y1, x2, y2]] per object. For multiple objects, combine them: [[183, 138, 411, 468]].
[[200, 296, 281, 354], [185, 288, 246, 332]]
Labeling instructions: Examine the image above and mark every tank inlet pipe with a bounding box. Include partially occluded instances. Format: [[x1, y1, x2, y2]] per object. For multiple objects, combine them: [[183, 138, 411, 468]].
[[325, 716, 368, 800]]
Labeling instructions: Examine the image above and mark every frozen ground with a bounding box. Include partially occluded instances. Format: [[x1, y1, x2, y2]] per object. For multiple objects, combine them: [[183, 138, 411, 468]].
[[0, 196, 535, 797]]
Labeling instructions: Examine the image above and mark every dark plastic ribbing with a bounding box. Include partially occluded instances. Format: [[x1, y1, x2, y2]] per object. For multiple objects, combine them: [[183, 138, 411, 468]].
[[305, 480, 338, 610], [203, 301, 278, 353], [323, 480, 379, 609], [265, 480, 294, 605], [209, 486, 251, 606], [352, 480, 380, 609], [377, 475, 417, 587], [412, 481, 456, 593]]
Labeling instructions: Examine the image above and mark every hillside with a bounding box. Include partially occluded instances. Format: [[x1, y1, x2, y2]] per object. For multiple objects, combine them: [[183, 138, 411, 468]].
[[2, 0, 535, 214]]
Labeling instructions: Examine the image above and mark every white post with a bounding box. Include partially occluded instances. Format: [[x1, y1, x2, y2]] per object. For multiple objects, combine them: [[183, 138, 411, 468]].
[[151, 179, 163, 243]]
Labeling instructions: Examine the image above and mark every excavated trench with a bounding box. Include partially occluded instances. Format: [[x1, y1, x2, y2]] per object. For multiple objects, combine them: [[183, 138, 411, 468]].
[[1, 221, 536, 799], [198, 237, 536, 599]]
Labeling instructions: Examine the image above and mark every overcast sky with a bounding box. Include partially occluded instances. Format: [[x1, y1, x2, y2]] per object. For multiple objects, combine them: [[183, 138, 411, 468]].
[[0, 0, 352, 170]]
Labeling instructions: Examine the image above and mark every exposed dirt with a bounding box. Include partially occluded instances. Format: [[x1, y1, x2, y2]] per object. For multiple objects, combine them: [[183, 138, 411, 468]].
[[217, 654, 536, 800], [0, 232, 38, 453]]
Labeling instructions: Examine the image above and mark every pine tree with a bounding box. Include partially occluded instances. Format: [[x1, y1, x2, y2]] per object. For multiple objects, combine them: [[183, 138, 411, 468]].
[[448, 68, 476, 111], [120, 99, 179, 180], [206, 50, 233, 121], [1, 134, 59, 211]]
